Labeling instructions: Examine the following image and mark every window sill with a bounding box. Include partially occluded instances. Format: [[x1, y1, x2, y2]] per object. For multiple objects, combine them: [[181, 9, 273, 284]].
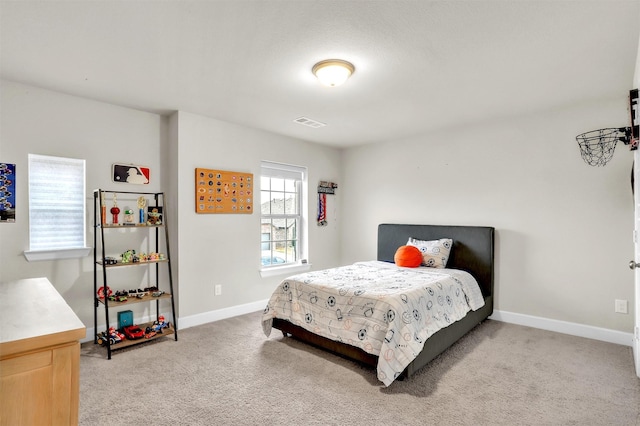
[[24, 247, 91, 262], [260, 262, 311, 278]]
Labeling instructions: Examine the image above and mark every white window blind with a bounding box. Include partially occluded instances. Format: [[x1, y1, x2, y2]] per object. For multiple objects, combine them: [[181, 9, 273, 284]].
[[261, 161, 306, 181], [28, 154, 86, 251]]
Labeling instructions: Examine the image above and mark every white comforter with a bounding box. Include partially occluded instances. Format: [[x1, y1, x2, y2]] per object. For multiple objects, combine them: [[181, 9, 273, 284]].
[[262, 261, 485, 386]]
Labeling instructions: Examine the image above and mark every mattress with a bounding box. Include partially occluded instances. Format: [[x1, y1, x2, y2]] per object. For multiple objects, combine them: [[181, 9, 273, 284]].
[[262, 261, 484, 386]]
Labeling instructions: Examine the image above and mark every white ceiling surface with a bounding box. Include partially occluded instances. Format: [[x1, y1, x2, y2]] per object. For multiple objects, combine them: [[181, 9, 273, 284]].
[[1, 1, 639, 148]]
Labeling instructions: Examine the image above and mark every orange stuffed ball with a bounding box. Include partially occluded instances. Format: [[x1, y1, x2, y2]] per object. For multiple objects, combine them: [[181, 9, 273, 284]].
[[394, 245, 423, 267]]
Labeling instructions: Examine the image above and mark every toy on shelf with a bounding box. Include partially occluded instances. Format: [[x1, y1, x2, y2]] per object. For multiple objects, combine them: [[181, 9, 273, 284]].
[[128, 288, 148, 298], [110, 193, 120, 224], [146, 315, 170, 334], [137, 252, 165, 262], [123, 325, 145, 340], [100, 192, 107, 225], [137, 196, 146, 224], [147, 207, 162, 225], [97, 286, 112, 300], [121, 249, 139, 264], [108, 291, 127, 303], [97, 327, 125, 345], [123, 208, 135, 225]]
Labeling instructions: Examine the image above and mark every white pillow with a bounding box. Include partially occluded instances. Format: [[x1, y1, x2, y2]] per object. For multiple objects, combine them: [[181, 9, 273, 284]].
[[406, 237, 453, 268]]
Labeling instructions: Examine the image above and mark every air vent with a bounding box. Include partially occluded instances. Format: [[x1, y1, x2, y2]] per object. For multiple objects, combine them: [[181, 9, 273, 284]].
[[294, 116, 326, 128]]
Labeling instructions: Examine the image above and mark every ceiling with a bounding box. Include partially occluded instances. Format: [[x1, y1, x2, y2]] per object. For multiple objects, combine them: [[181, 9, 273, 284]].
[[1, 1, 639, 148]]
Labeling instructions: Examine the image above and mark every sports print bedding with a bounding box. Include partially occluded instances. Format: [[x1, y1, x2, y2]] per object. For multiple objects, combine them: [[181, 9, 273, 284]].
[[262, 260, 485, 386]]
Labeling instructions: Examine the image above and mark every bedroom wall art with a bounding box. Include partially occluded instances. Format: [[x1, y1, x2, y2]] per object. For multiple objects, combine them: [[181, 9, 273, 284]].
[[195, 167, 253, 214], [112, 163, 150, 184], [317, 180, 337, 226], [0, 163, 16, 223]]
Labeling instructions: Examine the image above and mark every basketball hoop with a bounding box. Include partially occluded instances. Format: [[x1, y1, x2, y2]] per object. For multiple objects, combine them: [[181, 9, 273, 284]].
[[575, 127, 632, 167]]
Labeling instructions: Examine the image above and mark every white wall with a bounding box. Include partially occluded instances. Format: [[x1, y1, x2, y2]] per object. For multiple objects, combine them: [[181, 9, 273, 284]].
[[0, 80, 166, 328], [0, 81, 344, 332], [636, 27, 640, 89], [2, 78, 635, 336], [171, 111, 342, 321], [340, 97, 635, 332]]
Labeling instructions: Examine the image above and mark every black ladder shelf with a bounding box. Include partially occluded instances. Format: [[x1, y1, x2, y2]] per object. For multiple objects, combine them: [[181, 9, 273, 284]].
[[93, 189, 178, 359]]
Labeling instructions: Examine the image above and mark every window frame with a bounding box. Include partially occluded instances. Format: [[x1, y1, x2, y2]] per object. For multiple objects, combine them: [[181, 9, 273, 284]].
[[259, 161, 310, 277], [24, 154, 90, 262]]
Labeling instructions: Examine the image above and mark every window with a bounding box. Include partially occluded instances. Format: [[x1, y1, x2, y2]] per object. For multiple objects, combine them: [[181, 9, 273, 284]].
[[260, 161, 307, 271], [24, 154, 89, 261]]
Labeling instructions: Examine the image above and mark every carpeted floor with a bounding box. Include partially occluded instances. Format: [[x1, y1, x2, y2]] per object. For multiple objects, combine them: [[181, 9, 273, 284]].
[[80, 311, 640, 425]]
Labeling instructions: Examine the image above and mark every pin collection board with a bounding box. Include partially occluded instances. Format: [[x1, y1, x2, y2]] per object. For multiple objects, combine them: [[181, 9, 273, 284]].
[[195, 168, 253, 214]]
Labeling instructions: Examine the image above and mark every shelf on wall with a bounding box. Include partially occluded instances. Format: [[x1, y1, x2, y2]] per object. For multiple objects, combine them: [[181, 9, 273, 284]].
[[96, 259, 168, 267], [99, 223, 163, 229], [97, 292, 172, 306], [97, 322, 175, 351]]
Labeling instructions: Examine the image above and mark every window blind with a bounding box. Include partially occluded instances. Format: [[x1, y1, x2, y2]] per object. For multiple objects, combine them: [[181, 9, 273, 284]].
[[28, 154, 86, 251], [260, 161, 305, 181]]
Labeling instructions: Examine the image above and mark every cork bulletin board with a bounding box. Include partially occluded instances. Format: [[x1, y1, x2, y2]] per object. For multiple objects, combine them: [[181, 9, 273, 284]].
[[195, 168, 253, 214]]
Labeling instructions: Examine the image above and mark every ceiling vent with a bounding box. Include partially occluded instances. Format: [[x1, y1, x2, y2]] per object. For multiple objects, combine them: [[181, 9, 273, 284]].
[[293, 116, 326, 128]]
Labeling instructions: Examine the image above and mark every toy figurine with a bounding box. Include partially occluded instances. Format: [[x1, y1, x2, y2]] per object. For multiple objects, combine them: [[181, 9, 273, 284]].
[[121, 249, 138, 263], [147, 207, 162, 225], [110, 193, 120, 224], [97, 285, 112, 299], [124, 208, 134, 224], [146, 315, 170, 334], [97, 326, 125, 345]]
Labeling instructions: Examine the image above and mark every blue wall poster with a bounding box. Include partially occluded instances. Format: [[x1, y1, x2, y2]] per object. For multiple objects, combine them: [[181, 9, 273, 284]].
[[0, 163, 16, 223]]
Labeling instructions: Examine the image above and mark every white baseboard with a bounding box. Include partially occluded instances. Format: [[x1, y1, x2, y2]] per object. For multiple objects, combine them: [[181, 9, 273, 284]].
[[490, 310, 634, 347], [82, 304, 633, 349], [82, 300, 269, 343], [178, 299, 269, 330]]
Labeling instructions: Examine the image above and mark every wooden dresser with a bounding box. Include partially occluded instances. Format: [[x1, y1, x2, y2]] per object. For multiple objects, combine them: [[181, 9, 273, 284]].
[[0, 277, 86, 426]]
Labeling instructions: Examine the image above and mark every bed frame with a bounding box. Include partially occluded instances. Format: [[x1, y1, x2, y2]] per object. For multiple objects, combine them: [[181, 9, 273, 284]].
[[272, 223, 495, 380]]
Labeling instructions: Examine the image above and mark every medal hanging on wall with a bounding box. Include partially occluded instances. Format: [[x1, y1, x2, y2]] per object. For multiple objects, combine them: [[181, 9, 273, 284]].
[[317, 181, 337, 227], [318, 193, 327, 226]]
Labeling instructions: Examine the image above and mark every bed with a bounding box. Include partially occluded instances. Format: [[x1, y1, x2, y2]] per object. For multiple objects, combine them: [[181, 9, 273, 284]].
[[262, 223, 495, 386]]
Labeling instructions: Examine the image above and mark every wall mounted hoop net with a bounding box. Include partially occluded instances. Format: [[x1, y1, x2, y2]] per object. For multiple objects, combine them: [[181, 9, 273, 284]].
[[575, 127, 631, 167]]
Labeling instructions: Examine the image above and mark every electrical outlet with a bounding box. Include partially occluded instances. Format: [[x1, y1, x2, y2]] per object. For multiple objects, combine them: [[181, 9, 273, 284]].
[[614, 299, 628, 314], [215, 284, 222, 296]]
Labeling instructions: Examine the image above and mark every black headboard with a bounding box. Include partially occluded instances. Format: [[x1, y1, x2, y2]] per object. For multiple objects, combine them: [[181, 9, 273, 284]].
[[377, 224, 495, 298]]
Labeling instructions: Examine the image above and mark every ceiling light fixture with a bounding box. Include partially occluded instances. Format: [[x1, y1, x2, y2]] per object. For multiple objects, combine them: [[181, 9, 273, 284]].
[[312, 59, 355, 87]]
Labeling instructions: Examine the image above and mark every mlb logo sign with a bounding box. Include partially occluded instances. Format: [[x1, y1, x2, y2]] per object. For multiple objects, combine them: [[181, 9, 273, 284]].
[[112, 163, 150, 184], [631, 89, 639, 150]]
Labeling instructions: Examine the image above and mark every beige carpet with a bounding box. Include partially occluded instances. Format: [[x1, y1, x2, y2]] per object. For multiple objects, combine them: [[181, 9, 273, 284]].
[[80, 311, 640, 425]]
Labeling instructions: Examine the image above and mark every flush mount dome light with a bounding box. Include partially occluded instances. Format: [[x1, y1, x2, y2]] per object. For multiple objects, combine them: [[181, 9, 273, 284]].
[[312, 59, 355, 87]]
